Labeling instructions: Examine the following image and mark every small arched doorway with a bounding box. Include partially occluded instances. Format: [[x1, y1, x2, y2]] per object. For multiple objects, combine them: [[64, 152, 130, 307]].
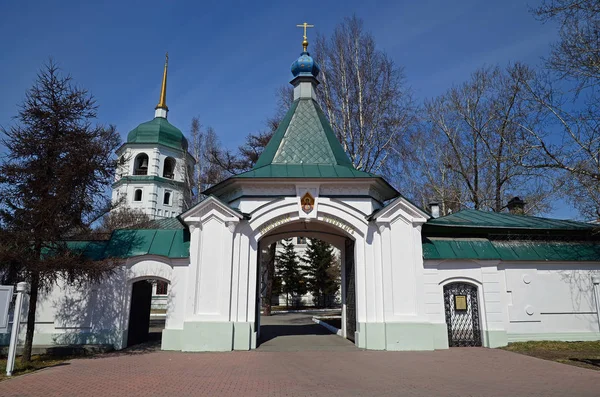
[[443, 282, 482, 347], [126, 278, 170, 347]]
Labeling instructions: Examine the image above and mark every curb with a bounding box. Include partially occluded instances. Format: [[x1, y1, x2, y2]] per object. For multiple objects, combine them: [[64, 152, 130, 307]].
[[263, 308, 341, 314], [312, 317, 343, 336]]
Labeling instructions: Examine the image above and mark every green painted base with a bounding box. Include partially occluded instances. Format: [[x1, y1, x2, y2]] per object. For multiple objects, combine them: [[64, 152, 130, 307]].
[[233, 322, 254, 350], [0, 330, 124, 349], [356, 322, 447, 351], [181, 321, 234, 352], [161, 321, 256, 352], [384, 322, 446, 351], [484, 330, 508, 348], [508, 332, 600, 343], [161, 328, 182, 351], [359, 323, 386, 350]]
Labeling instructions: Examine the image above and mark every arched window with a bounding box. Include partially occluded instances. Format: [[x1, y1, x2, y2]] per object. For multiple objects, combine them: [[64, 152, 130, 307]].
[[163, 157, 176, 179], [134, 189, 143, 201], [134, 153, 149, 175], [156, 281, 168, 295], [163, 191, 171, 205]]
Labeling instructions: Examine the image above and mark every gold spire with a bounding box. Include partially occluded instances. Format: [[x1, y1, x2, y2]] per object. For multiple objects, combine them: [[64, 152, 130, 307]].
[[296, 22, 314, 52], [156, 52, 168, 110]]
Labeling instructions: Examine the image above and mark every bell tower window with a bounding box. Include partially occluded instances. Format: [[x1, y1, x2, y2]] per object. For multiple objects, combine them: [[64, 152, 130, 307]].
[[134, 153, 149, 175], [134, 189, 143, 202], [163, 191, 172, 205], [163, 157, 176, 179]]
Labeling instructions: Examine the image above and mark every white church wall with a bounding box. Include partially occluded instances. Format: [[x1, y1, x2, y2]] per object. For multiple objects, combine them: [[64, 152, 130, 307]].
[[502, 263, 600, 341], [423, 259, 600, 348], [1, 270, 130, 349], [0, 256, 187, 350]]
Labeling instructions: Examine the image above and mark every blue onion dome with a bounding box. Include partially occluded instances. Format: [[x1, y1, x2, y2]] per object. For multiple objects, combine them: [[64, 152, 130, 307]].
[[291, 51, 320, 78]]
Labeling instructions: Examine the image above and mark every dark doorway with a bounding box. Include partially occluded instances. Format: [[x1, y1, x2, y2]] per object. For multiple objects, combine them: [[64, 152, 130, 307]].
[[344, 239, 356, 342], [126, 280, 153, 347], [443, 282, 482, 347]]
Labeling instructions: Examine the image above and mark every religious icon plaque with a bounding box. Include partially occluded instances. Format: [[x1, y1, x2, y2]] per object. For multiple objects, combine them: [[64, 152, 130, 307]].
[[301, 192, 315, 214], [454, 295, 467, 311]]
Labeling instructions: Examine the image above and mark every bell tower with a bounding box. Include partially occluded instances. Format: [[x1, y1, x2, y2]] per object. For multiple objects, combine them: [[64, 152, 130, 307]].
[[111, 54, 195, 219]]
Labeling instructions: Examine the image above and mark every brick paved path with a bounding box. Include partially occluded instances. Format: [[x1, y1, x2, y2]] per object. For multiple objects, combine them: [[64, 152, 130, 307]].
[[258, 311, 356, 351], [0, 347, 598, 396]]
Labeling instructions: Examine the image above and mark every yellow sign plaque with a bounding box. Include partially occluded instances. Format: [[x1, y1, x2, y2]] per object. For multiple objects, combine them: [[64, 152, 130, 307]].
[[454, 295, 467, 311]]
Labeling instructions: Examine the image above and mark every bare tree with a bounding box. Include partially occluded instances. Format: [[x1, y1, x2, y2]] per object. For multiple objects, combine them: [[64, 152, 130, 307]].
[[0, 60, 121, 362], [534, 0, 600, 92], [314, 15, 417, 176], [414, 63, 555, 214], [187, 120, 228, 203], [517, 74, 600, 219], [401, 126, 466, 216], [96, 207, 152, 234], [525, 1, 600, 219], [204, 117, 280, 178]]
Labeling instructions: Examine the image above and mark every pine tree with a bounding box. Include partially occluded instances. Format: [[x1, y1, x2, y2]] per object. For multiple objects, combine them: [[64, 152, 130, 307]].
[[303, 239, 340, 308], [0, 60, 121, 362], [276, 238, 306, 307]]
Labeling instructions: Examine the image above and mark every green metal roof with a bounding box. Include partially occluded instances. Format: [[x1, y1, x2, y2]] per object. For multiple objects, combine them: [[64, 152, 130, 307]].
[[65, 241, 109, 261], [103, 229, 189, 259], [426, 209, 595, 231], [422, 238, 499, 260], [235, 164, 377, 178], [146, 217, 185, 230], [66, 227, 190, 261], [254, 99, 355, 169], [423, 237, 600, 262], [126, 117, 188, 151], [203, 95, 400, 201]]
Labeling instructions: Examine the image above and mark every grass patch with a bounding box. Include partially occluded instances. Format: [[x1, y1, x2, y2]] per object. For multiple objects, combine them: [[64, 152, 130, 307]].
[[0, 354, 73, 381], [501, 341, 600, 371]]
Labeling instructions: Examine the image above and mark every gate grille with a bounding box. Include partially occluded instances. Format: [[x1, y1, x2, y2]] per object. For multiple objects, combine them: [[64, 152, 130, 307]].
[[443, 283, 482, 347]]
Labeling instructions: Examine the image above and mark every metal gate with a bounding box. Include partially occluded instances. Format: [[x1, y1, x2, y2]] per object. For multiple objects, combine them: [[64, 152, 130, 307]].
[[443, 282, 482, 347]]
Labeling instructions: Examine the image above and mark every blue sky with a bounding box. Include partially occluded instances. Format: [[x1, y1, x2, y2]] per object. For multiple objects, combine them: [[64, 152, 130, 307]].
[[2, 0, 573, 217]]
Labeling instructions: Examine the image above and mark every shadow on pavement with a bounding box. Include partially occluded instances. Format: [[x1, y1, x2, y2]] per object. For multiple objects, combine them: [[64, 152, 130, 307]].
[[259, 323, 333, 344]]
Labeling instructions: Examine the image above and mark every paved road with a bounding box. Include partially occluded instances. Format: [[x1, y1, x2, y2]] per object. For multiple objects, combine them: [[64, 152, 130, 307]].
[[258, 311, 356, 351], [1, 314, 598, 397], [1, 347, 598, 396]]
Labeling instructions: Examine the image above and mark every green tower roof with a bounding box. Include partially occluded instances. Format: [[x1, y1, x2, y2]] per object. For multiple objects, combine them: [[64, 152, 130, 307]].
[[126, 117, 188, 151], [249, 97, 373, 178]]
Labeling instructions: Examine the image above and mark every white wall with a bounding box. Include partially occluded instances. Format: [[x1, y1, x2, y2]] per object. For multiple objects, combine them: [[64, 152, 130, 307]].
[[424, 259, 600, 345], [2, 256, 187, 349]]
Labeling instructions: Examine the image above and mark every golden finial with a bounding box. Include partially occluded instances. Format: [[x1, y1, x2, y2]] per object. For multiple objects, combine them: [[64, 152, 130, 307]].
[[296, 22, 314, 52], [156, 52, 168, 110]]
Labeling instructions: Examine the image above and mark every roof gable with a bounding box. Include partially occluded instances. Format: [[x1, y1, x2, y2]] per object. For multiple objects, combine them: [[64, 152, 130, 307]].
[[254, 99, 354, 168]]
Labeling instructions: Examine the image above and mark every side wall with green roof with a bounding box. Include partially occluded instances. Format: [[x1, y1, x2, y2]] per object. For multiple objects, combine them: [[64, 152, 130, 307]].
[[420, 210, 600, 347]]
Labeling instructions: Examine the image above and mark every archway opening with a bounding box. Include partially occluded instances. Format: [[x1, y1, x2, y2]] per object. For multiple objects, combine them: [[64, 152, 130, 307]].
[[126, 278, 169, 348], [255, 219, 358, 351], [163, 157, 175, 179], [133, 153, 149, 175]]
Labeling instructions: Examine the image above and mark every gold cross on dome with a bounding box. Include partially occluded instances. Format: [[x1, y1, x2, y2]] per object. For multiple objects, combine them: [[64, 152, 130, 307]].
[[296, 22, 314, 51]]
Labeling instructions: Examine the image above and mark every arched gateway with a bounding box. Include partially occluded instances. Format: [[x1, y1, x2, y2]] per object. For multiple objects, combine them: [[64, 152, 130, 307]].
[[159, 37, 438, 352]]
